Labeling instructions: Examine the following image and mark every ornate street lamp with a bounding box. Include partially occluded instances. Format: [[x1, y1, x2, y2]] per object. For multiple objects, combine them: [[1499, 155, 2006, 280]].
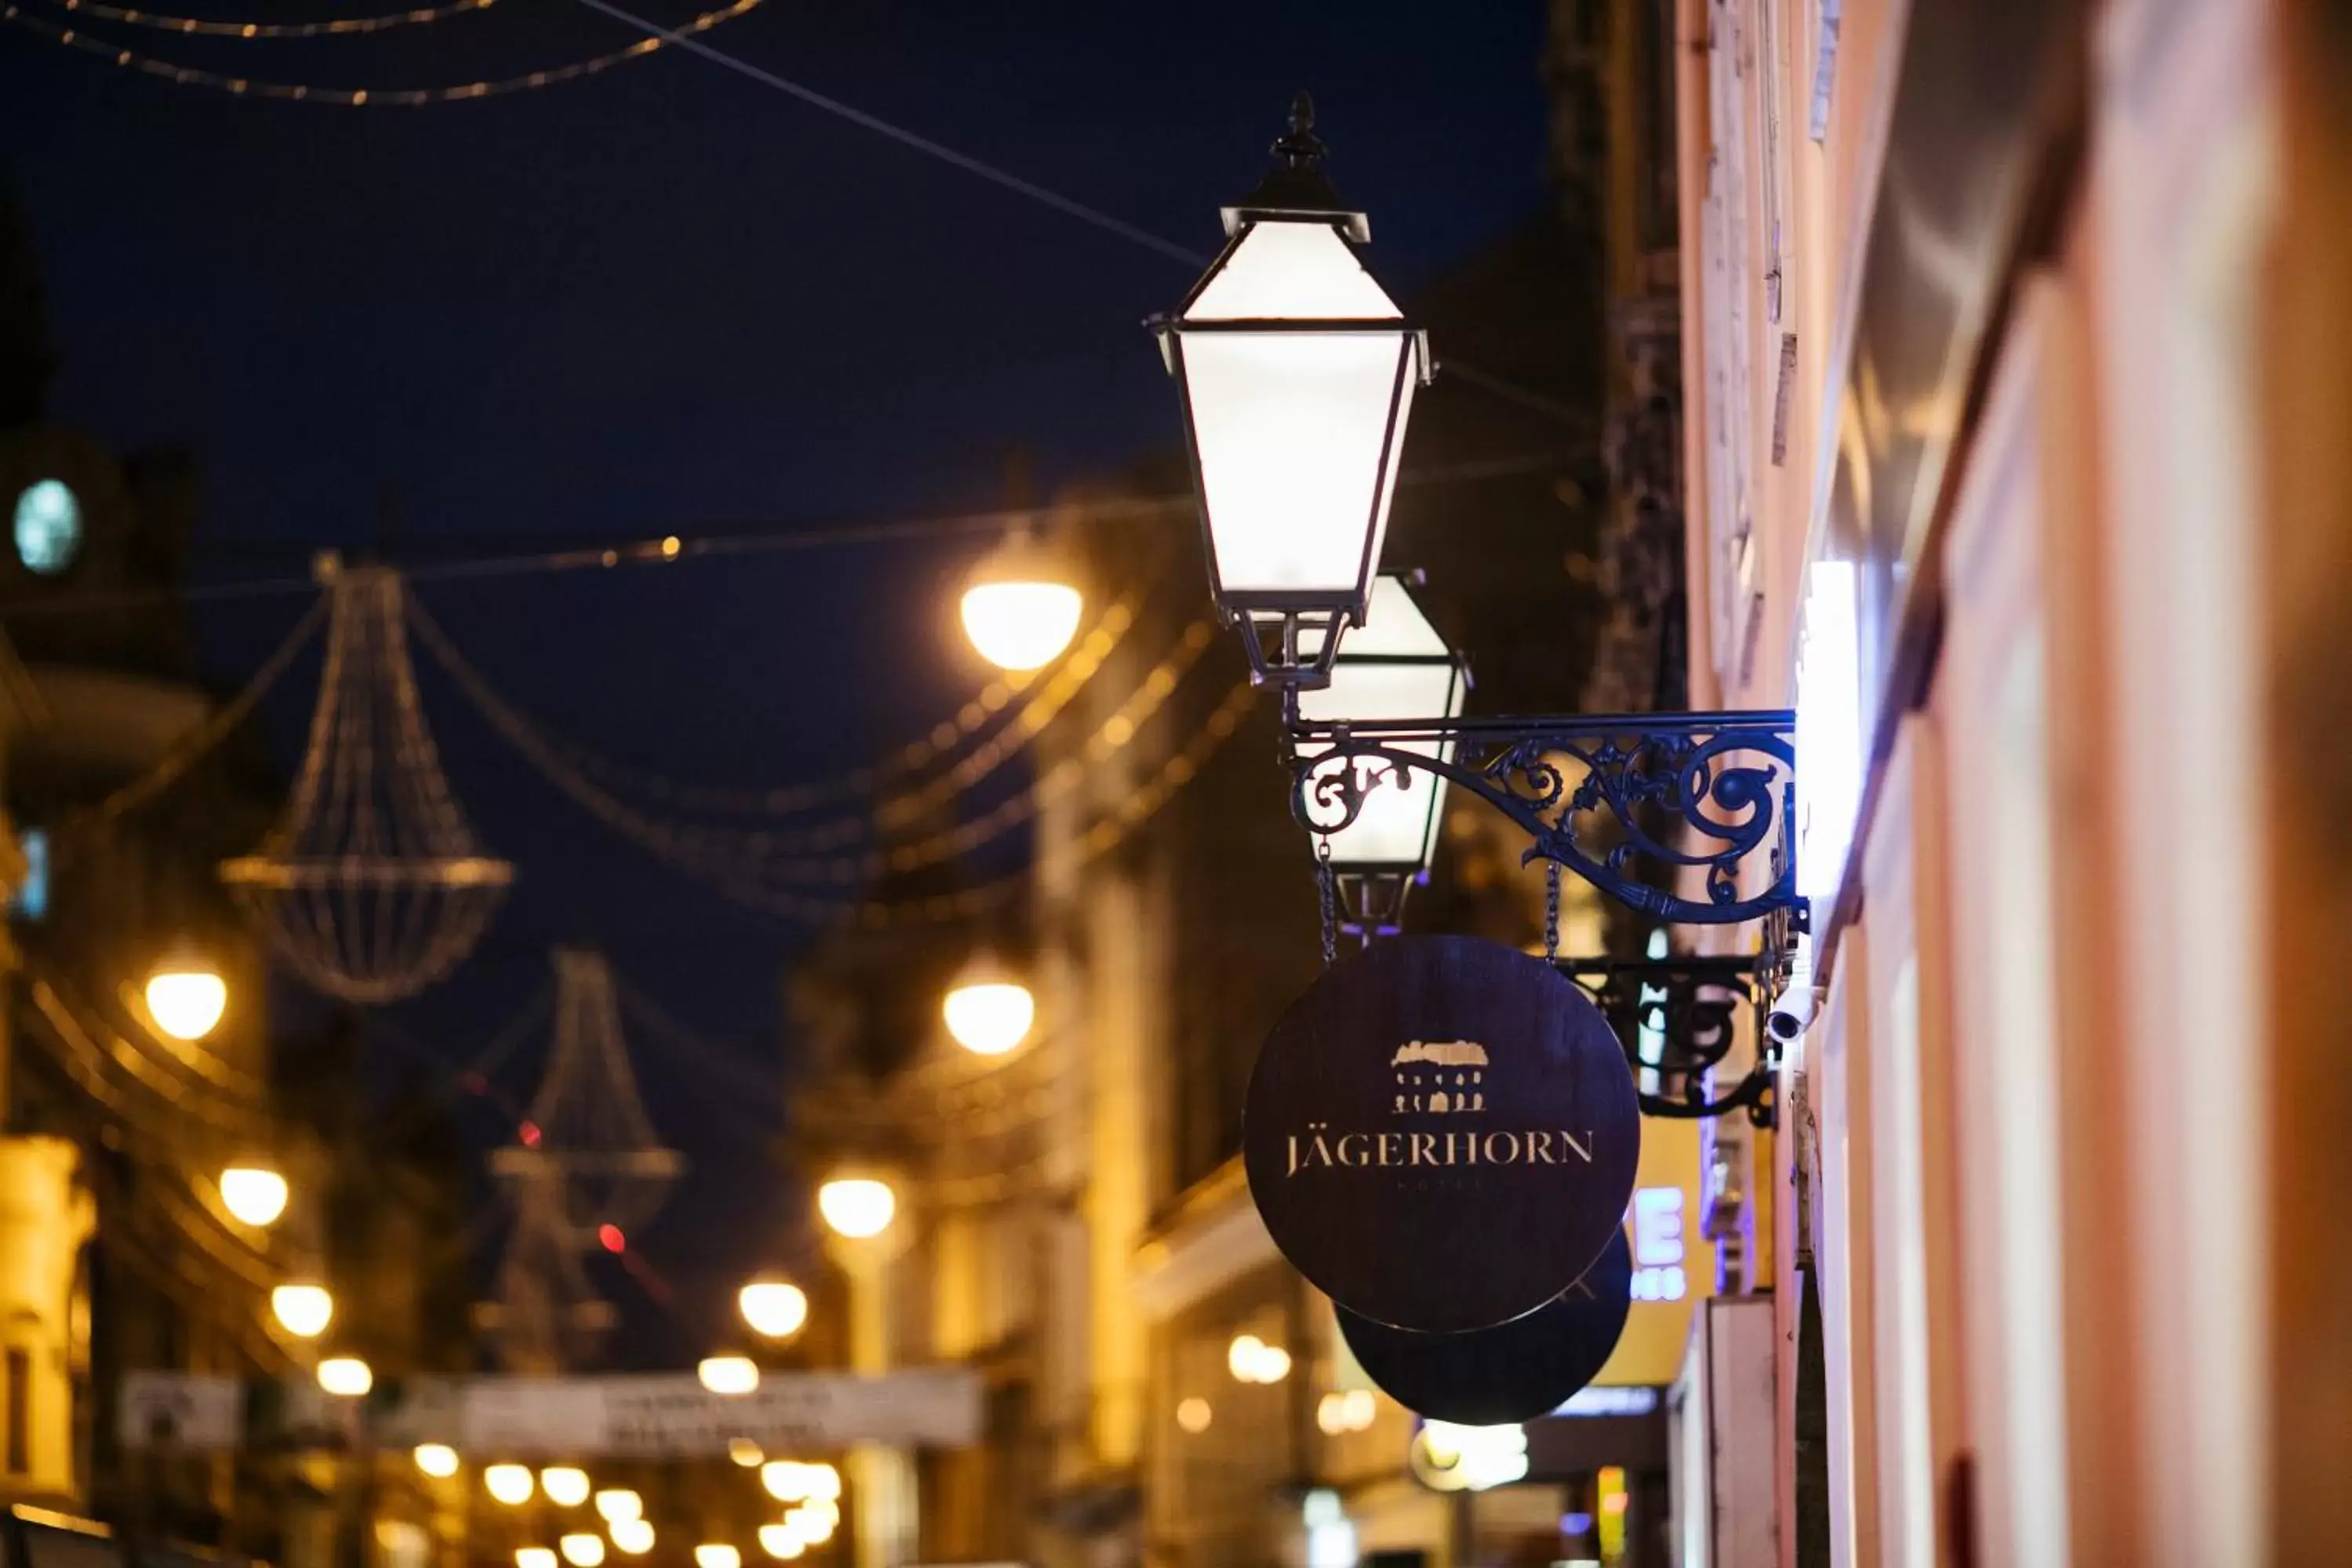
[[1154, 107, 1813, 1126], [1295, 574, 1466, 937], [1152, 93, 1429, 688]]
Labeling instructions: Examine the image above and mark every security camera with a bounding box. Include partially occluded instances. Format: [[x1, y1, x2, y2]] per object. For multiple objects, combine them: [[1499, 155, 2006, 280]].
[[1766, 1008, 1805, 1043]]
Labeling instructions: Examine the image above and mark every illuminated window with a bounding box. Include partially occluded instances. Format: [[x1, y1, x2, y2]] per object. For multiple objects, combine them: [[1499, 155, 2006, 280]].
[[13, 481, 82, 576], [10, 829, 47, 921]]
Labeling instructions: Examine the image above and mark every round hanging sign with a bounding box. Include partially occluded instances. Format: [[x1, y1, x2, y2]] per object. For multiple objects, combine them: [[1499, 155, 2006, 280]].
[[1243, 934, 1640, 1333], [1338, 1228, 1633, 1425]]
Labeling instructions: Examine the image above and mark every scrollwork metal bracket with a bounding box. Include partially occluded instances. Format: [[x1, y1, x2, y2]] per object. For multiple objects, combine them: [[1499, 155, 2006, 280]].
[[1558, 953, 1779, 1126], [1287, 705, 1807, 932]]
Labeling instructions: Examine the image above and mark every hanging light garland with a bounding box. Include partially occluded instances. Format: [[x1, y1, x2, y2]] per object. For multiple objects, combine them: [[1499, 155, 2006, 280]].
[[38, 0, 499, 39], [0, 0, 767, 106]]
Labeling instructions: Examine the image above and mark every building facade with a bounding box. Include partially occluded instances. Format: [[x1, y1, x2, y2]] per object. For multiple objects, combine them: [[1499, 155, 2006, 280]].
[[1672, 0, 2348, 1560]]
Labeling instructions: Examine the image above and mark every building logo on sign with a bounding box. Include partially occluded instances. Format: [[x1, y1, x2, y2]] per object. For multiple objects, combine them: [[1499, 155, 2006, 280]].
[[1392, 1039, 1488, 1113]]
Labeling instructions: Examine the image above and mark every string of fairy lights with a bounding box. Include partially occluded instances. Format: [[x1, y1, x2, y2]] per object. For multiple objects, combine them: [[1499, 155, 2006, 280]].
[[42, 0, 499, 38], [0, 0, 768, 105]]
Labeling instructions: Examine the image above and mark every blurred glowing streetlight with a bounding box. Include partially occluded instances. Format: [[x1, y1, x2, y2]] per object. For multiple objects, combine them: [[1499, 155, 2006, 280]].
[[593, 1490, 641, 1524], [695, 1546, 741, 1568], [816, 1176, 895, 1240], [318, 1356, 372, 1397], [485, 1464, 536, 1505], [145, 953, 227, 1041], [755, 1526, 803, 1561], [1227, 1334, 1290, 1385], [728, 1439, 764, 1468], [608, 1520, 653, 1557], [559, 1536, 604, 1568], [803, 1463, 841, 1502], [270, 1283, 333, 1339], [540, 1466, 590, 1507], [413, 1443, 461, 1479], [960, 532, 1082, 673], [737, 1279, 808, 1341], [219, 1164, 289, 1228], [942, 964, 1034, 1057], [517, 1551, 557, 1568], [698, 1355, 759, 1396], [760, 1461, 809, 1503], [1176, 1397, 1212, 1434]]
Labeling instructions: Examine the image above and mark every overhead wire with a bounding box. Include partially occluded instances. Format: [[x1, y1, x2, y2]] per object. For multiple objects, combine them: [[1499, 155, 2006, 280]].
[[0, 456, 1562, 622]]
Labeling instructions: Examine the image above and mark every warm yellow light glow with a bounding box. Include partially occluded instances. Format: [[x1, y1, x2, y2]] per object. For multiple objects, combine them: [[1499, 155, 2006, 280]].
[[219, 1165, 289, 1227], [1342, 1388, 1375, 1428], [559, 1535, 604, 1568], [760, 1461, 808, 1502], [517, 1550, 557, 1568], [485, 1464, 536, 1505], [942, 975, 1034, 1057], [816, 1176, 895, 1239], [728, 1438, 765, 1468], [271, 1283, 333, 1338], [413, 1443, 461, 1479], [737, 1279, 808, 1340], [960, 580, 1083, 672], [802, 1463, 840, 1503], [146, 960, 227, 1041], [1227, 1334, 1290, 1385], [781, 1502, 835, 1545], [317, 1356, 372, 1397], [695, 1546, 741, 1568], [698, 1355, 759, 1396], [593, 1490, 641, 1524], [608, 1519, 653, 1556], [755, 1526, 803, 1561], [540, 1467, 590, 1508], [1176, 1397, 1211, 1434]]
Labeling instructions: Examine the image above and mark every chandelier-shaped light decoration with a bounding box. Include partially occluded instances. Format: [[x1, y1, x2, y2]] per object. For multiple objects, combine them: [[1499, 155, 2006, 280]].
[[488, 949, 681, 1370], [1152, 93, 1430, 688], [1296, 574, 1467, 935], [221, 563, 510, 1001]]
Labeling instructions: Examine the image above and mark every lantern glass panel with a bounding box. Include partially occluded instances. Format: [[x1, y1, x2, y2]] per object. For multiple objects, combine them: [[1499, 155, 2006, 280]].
[[1297, 578, 1463, 869], [1179, 332, 1413, 596], [1183, 222, 1401, 321]]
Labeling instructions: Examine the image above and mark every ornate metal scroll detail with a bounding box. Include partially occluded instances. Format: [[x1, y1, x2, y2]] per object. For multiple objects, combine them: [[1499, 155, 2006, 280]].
[[1287, 709, 1805, 929], [1559, 954, 1776, 1125]]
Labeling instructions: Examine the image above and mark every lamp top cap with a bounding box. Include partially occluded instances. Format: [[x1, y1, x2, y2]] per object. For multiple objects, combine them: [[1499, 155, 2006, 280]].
[[1222, 92, 1367, 241]]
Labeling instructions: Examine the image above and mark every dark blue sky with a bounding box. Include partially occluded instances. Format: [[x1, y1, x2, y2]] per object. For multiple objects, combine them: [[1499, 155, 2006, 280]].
[[1, 0, 1555, 1362]]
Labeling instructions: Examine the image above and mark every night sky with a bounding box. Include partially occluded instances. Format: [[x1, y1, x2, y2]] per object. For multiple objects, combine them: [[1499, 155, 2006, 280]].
[[0, 0, 1556, 1363]]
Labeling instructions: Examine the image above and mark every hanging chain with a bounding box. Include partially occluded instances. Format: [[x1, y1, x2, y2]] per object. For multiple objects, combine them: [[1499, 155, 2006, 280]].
[[1316, 837, 1339, 968], [1543, 858, 1562, 963]]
